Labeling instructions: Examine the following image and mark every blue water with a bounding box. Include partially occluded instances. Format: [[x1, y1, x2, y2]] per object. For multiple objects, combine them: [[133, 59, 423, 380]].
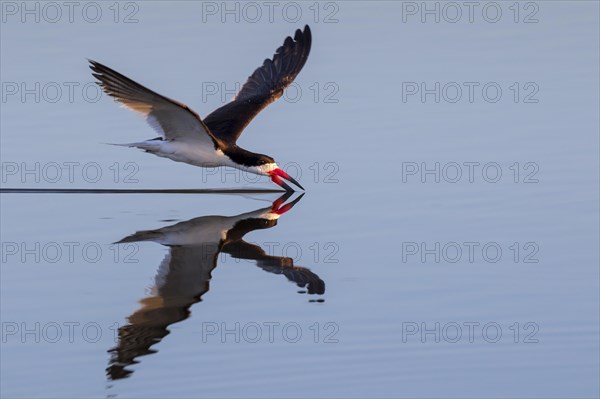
[[1, 2, 598, 398]]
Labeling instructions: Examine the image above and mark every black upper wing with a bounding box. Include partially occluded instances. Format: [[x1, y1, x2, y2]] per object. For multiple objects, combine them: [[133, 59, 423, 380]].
[[203, 25, 312, 145]]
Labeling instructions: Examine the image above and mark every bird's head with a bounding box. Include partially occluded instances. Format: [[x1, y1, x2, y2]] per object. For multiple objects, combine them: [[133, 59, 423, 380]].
[[227, 148, 304, 191], [253, 155, 304, 192]]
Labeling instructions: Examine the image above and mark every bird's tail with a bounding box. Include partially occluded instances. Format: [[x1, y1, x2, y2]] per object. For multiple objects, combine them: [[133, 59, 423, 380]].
[[114, 230, 162, 244], [103, 140, 161, 152], [103, 142, 136, 147]]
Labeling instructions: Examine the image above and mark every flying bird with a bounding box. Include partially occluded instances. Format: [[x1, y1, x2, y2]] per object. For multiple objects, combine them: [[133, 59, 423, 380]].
[[89, 26, 312, 191]]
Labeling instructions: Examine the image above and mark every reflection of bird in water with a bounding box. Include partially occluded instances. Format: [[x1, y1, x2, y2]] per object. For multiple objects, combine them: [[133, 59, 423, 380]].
[[107, 193, 324, 380]]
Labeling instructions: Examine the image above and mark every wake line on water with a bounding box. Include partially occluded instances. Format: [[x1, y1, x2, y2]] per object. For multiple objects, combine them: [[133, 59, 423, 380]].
[[0, 188, 285, 194]]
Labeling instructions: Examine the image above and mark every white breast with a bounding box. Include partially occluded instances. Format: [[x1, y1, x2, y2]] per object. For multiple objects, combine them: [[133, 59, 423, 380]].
[[154, 140, 239, 169]]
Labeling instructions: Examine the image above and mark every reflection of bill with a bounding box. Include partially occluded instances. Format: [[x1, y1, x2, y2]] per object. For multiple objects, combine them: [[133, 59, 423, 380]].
[[107, 193, 324, 380]]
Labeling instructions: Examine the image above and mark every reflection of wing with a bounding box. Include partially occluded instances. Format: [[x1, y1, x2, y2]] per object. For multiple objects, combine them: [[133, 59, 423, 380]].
[[223, 240, 325, 295], [107, 244, 220, 380], [204, 26, 312, 144], [258, 262, 325, 295]]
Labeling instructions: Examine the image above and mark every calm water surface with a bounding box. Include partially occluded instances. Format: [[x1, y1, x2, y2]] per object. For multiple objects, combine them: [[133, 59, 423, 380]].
[[1, 2, 599, 398]]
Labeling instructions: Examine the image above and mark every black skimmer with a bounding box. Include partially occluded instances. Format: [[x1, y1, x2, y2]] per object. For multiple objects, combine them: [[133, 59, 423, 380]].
[[89, 26, 312, 192], [107, 193, 324, 380]]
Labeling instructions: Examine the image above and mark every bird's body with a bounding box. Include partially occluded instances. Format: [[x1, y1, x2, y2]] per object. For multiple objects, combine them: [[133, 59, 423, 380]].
[[115, 138, 243, 170], [90, 25, 312, 191]]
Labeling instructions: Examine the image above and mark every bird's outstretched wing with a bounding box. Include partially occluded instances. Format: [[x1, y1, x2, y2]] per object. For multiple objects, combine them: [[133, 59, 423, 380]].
[[203, 25, 312, 145], [89, 60, 221, 148]]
